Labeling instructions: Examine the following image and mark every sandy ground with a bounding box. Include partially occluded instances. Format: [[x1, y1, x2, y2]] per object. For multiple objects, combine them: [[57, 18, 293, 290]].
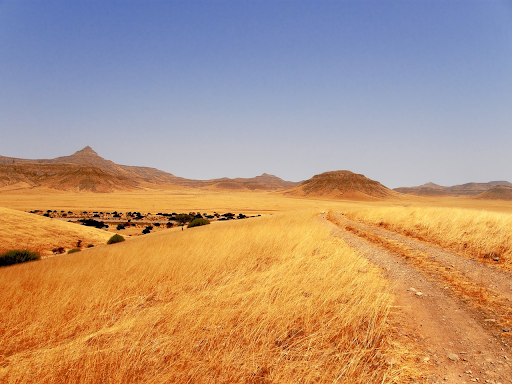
[[325, 213, 512, 383]]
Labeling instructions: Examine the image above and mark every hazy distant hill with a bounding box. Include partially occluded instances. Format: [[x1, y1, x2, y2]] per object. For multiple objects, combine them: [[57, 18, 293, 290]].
[[284, 170, 397, 200], [0, 147, 298, 192], [394, 181, 512, 196], [473, 185, 512, 200]]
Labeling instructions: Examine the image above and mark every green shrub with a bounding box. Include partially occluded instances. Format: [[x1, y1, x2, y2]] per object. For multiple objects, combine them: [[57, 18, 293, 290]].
[[68, 248, 81, 254], [0, 249, 40, 267], [107, 234, 125, 244], [187, 218, 210, 228]]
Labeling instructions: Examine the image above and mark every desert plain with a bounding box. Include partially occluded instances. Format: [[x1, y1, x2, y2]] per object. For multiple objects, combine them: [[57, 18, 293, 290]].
[[2, 151, 512, 383]]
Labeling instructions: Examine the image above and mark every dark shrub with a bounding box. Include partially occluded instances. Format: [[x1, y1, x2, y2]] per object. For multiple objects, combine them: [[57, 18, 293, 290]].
[[107, 234, 125, 244], [0, 249, 40, 267], [52, 247, 65, 254], [142, 228, 151, 234], [68, 248, 81, 254], [87, 244, 94, 248], [81, 219, 105, 229], [154, 222, 161, 227], [187, 218, 210, 228], [175, 214, 193, 224], [116, 224, 125, 230]]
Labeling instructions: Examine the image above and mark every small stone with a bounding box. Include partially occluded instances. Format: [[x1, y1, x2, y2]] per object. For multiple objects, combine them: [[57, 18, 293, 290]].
[[465, 370, 472, 374], [415, 292, 423, 296], [484, 319, 496, 322], [503, 328, 510, 332], [409, 287, 417, 292], [447, 353, 459, 361], [493, 257, 500, 262]]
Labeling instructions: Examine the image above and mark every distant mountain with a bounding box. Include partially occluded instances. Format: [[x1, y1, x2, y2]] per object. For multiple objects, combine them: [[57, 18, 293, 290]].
[[394, 180, 512, 196], [0, 163, 138, 192], [474, 185, 512, 201], [284, 170, 397, 200], [0, 147, 298, 192], [198, 173, 299, 191]]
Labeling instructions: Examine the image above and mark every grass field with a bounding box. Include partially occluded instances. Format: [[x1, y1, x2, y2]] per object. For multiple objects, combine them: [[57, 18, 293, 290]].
[[3, 188, 512, 382], [0, 211, 413, 383]]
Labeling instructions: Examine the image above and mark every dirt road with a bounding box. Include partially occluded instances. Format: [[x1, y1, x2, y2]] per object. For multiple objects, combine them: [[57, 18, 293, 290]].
[[324, 213, 512, 384]]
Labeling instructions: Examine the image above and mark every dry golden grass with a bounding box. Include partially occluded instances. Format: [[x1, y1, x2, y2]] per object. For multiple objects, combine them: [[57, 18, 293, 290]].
[[0, 207, 112, 255], [0, 188, 356, 214], [0, 212, 412, 383], [343, 206, 512, 269]]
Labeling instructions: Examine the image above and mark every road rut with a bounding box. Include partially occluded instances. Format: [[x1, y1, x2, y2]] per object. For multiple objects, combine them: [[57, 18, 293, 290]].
[[324, 213, 512, 384]]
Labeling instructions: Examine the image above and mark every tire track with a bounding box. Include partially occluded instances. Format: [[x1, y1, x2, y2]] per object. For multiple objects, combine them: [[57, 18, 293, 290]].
[[323, 213, 512, 384]]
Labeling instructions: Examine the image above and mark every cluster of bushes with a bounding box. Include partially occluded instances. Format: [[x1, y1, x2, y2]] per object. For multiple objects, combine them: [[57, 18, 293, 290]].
[[80, 219, 107, 229], [187, 218, 210, 228], [0, 250, 40, 267]]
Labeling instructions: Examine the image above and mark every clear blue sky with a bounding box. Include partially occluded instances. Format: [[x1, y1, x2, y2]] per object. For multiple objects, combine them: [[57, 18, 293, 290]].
[[1, 1, 511, 188]]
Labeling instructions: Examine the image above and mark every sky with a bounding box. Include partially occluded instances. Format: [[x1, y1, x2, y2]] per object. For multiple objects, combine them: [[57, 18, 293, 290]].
[[1, 1, 511, 188]]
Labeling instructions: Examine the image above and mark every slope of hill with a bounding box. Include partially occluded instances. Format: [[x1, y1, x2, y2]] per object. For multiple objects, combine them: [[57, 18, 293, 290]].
[[285, 170, 396, 200], [474, 185, 512, 200], [0, 147, 297, 192], [0, 163, 138, 192], [0, 207, 112, 255], [395, 181, 512, 196]]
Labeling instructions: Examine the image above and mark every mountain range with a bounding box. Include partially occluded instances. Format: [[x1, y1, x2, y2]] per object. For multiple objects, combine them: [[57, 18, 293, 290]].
[[1, 146, 511, 200], [0, 146, 298, 192], [394, 181, 512, 196]]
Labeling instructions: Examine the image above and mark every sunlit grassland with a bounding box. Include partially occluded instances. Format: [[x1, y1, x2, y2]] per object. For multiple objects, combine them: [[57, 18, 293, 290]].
[[0, 212, 412, 383], [0, 188, 360, 213], [343, 205, 512, 269], [0, 207, 112, 255]]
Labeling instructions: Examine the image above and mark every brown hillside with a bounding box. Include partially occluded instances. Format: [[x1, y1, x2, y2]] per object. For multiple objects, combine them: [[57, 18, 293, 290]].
[[200, 173, 299, 191], [0, 163, 138, 192], [474, 186, 512, 201], [394, 182, 449, 196], [285, 170, 396, 200]]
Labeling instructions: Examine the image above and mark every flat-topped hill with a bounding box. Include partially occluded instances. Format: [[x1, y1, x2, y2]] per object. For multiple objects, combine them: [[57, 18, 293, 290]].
[[284, 170, 396, 200]]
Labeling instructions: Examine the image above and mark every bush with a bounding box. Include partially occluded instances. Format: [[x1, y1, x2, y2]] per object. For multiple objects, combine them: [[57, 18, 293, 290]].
[[68, 248, 81, 254], [0, 249, 40, 267], [81, 219, 105, 229], [87, 244, 94, 248], [107, 234, 125, 244], [116, 224, 125, 230], [52, 247, 65, 254], [187, 218, 210, 228]]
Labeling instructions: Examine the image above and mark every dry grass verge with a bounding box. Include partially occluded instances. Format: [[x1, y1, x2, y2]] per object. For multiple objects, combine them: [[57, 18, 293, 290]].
[[1, 212, 412, 383], [343, 206, 512, 270]]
